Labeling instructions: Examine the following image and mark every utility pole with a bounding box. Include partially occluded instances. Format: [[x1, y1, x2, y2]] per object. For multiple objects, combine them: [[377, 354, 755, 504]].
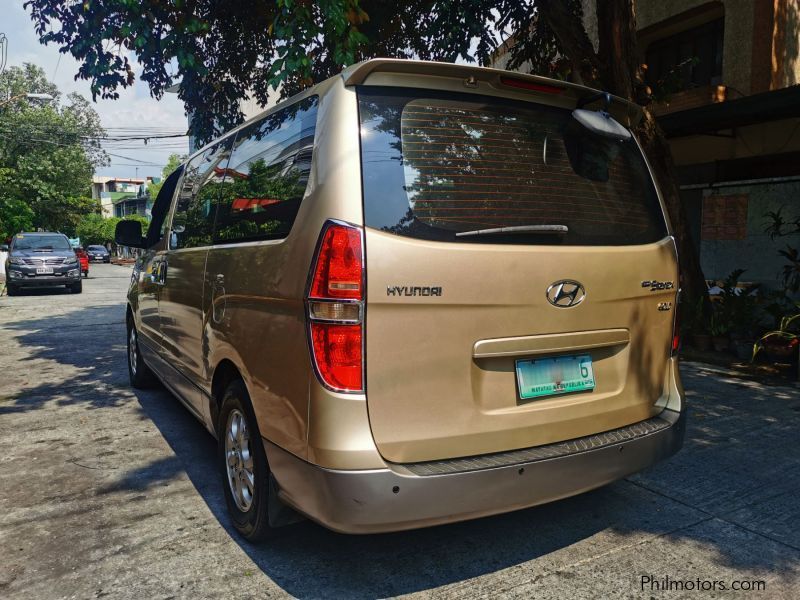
[[0, 33, 7, 76]]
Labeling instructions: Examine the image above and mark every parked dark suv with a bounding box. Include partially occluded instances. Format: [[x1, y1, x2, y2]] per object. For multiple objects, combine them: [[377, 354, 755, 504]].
[[3, 232, 83, 295], [87, 244, 111, 263]]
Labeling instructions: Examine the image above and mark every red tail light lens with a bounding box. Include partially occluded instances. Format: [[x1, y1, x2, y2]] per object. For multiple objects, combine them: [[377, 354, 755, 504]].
[[309, 225, 363, 300], [672, 299, 681, 355], [307, 221, 364, 393], [310, 323, 362, 390]]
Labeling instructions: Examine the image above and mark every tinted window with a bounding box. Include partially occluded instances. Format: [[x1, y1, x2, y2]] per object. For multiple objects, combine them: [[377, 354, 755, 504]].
[[646, 18, 724, 91], [170, 140, 232, 249], [12, 234, 71, 251], [358, 87, 667, 246], [212, 96, 318, 244]]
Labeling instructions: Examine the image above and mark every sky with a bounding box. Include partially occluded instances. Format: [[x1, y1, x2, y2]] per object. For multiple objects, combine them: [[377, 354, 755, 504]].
[[2, 2, 190, 179]]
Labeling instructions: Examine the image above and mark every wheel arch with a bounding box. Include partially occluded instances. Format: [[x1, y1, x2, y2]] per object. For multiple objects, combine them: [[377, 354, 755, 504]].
[[210, 359, 245, 434]]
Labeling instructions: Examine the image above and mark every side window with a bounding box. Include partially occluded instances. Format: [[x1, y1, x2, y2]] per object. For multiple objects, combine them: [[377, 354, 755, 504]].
[[170, 139, 232, 250], [213, 96, 318, 244]]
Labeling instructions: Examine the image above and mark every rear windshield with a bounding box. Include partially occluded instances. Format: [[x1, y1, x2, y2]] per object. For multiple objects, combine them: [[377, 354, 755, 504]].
[[357, 87, 667, 245], [11, 234, 71, 251], [88, 246, 106, 251]]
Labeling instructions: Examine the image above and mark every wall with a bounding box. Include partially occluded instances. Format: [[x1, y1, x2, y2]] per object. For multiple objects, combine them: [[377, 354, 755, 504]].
[[697, 179, 800, 288], [771, 0, 800, 89], [99, 195, 114, 218], [667, 117, 800, 167]]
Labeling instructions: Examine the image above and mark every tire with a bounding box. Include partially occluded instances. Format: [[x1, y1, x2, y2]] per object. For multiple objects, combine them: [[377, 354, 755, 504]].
[[218, 379, 275, 541], [6, 283, 19, 296], [70, 279, 82, 294], [127, 321, 158, 389]]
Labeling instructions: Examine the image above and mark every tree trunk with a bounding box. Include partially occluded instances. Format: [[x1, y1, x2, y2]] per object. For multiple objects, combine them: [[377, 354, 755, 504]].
[[638, 111, 708, 303]]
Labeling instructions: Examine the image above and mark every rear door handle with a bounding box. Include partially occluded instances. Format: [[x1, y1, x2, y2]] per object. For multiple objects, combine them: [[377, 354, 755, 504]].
[[211, 274, 226, 323]]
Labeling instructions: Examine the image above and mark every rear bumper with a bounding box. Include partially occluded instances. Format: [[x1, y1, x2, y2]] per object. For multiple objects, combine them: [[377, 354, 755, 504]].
[[268, 407, 685, 534]]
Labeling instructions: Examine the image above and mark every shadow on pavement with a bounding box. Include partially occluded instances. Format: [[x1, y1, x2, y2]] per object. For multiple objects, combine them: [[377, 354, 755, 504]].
[[132, 365, 800, 598], [3, 286, 75, 296], [0, 304, 128, 414]]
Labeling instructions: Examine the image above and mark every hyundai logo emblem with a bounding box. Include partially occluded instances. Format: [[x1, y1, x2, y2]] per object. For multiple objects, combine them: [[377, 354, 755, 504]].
[[546, 280, 586, 308]]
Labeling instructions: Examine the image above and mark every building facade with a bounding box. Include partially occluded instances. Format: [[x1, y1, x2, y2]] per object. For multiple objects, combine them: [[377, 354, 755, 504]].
[[91, 176, 156, 219], [637, 0, 800, 288]]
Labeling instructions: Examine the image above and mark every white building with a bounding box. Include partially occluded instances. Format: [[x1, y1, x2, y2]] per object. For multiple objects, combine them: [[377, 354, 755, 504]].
[[91, 176, 151, 217]]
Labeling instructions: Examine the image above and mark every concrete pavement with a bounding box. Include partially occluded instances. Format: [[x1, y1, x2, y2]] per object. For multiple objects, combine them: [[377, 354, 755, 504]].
[[0, 263, 798, 599]]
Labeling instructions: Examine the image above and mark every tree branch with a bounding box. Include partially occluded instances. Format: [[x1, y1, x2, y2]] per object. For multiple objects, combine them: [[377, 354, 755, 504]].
[[536, 0, 600, 85]]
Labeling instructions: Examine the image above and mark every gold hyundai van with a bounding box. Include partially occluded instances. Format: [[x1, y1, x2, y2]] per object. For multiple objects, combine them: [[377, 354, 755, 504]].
[[117, 59, 685, 540]]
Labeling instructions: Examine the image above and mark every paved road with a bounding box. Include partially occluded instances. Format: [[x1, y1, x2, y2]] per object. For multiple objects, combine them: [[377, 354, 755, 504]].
[[0, 263, 798, 599]]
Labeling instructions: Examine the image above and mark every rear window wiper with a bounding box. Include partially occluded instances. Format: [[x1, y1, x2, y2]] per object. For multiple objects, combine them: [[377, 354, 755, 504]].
[[455, 225, 569, 238]]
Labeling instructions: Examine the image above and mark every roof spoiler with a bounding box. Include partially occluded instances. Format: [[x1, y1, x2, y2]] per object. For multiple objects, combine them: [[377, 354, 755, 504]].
[[341, 59, 643, 128]]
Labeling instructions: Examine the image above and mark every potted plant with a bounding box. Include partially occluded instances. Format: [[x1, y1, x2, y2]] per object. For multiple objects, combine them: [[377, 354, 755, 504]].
[[754, 305, 800, 370], [709, 309, 731, 352], [720, 270, 760, 360]]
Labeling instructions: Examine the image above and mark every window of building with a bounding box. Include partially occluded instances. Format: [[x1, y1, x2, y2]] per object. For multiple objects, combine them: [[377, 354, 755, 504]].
[[212, 96, 318, 244], [646, 18, 724, 92]]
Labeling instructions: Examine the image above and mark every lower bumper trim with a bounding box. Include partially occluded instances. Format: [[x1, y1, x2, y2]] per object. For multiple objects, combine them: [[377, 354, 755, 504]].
[[394, 414, 672, 476], [267, 408, 685, 534]]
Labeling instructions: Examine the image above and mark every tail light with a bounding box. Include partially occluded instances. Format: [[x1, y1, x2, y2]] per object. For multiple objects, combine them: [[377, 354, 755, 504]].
[[306, 221, 364, 392], [671, 295, 681, 356]]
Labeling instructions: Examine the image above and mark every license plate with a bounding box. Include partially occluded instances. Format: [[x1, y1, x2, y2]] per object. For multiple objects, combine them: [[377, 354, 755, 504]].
[[36, 267, 54, 275], [515, 354, 595, 400]]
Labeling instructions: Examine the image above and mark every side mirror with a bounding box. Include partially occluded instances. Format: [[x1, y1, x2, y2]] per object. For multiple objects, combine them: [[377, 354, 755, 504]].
[[0, 244, 8, 252], [115, 220, 146, 248]]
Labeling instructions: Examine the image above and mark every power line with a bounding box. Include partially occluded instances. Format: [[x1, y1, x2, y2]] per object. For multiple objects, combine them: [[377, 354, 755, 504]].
[[105, 152, 164, 166]]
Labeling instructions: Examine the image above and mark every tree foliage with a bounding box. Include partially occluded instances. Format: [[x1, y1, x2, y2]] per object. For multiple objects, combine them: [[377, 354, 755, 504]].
[[76, 213, 148, 247], [147, 152, 186, 199], [0, 64, 107, 239]]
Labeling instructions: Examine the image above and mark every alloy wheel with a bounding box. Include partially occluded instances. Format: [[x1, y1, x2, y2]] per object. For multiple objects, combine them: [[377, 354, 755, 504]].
[[128, 326, 138, 376], [225, 408, 255, 511]]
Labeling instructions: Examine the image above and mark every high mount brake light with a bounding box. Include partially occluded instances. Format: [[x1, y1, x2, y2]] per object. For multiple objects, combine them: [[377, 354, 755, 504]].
[[499, 76, 564, 95], [306, 221, 364, 392]]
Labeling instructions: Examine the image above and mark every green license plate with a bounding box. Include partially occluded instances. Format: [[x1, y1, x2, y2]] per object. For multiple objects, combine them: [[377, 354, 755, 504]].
[[515, 354, 595, 400]]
